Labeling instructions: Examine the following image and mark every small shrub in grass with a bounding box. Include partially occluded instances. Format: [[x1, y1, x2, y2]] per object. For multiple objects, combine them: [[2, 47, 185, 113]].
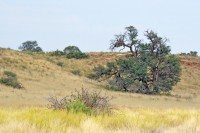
[[104, 85, 120, 91], [57, 61, 64, 67], [0, 78, 19, 88], [4, 71, 17, 78], [0, 71, 23, 89], [67, 88, 112, 115], [47, 96, 67, 110], [86, 73, 98, 79], [66, 52, 88, 59], [47, 88, 112, 115], [71, 70, 81, 76], [49, 50, 65, 56], [66, 100, 92, 114]]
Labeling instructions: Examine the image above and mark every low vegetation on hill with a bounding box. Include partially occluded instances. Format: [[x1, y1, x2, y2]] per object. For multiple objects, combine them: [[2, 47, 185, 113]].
[[0, 47, 200, 108]]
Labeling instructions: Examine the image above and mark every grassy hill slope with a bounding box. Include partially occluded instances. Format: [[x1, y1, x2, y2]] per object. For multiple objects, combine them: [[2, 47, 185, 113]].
[[0, 48, 200, 109]]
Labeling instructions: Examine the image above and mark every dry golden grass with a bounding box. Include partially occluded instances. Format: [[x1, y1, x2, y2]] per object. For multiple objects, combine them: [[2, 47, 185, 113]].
[[0, 48, 200, 109], [0, 108, 200, 133]]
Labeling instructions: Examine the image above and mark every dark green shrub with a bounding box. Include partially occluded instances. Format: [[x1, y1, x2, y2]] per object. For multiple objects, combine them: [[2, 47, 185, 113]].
[[190, 51, 198, 56], [4, 71, 17, 78], [0, 71, 23, 89], [0, 77, 19, 88], [66, 52, 88, 59]]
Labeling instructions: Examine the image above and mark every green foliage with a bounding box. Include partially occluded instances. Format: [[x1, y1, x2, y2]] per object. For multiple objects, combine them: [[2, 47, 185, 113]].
[[180, 53, 187, 55], [151, 55, 181, 93], [49, 50, 65, 56], [66, 88, 112, 115], [91, 26, 181, 94], [64, 46, 81, 53], [0, 78, 19, 88], [66, 100, 92, 114], [180, 51, 198, 57], [3, 71, 17, 78], [48, 88, 112, 115], [66, 52, 88, 59], [0, 71, 23, 89], [87, 65, 108, 79], [19, 41, 43, 52], [189, 51, 198, 56], [34, 46, 43, 52]]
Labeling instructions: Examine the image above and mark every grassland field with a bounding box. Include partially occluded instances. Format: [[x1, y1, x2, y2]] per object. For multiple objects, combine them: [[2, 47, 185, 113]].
[[0, 48, 200, 132]]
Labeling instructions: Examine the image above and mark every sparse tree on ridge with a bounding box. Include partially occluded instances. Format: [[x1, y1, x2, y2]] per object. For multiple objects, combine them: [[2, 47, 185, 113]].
[[110, 26, 141, 57], [18, 41, 43, 52], [189, 51, 198, 56], [91, 26, 181, 94], [63, 46, 81, 53]]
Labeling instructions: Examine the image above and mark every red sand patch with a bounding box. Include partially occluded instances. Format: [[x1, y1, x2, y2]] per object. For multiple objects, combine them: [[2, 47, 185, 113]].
[[181, 60, 200, 69]]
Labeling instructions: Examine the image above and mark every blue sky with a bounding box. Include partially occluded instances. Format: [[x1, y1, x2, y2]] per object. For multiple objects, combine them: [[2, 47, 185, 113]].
[[0, 0, 200, 54]]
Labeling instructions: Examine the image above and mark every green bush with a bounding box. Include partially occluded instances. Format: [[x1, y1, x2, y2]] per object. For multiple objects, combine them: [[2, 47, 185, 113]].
[[180, 51, 198, 56], [49, 50, 65, 56], [66, 100, 92, 114], [190, 51, 198, 57], [48, 88, 112, 115], [4, 71, 16, 78], [0, 71, 23, 89], [64, 46, 81, 53], [66, 88, 112, 115], [0, 77, 19, 88], [66, 52, 88, 59]]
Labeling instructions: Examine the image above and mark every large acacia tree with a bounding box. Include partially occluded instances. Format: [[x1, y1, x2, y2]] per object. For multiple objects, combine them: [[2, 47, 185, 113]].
[[92, 26, 181, 94]]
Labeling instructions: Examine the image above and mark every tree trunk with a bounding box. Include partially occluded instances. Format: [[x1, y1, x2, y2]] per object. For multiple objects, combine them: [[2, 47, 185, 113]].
[[153, 68, 158, 82], [143, 81, 150, 93], [129, 46, 134, 56]]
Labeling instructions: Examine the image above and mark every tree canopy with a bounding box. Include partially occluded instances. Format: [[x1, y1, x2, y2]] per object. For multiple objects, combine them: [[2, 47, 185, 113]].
[[91, 26, 181, 94], [18, 41, 43, 52], [63, 46, 81, 53]]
